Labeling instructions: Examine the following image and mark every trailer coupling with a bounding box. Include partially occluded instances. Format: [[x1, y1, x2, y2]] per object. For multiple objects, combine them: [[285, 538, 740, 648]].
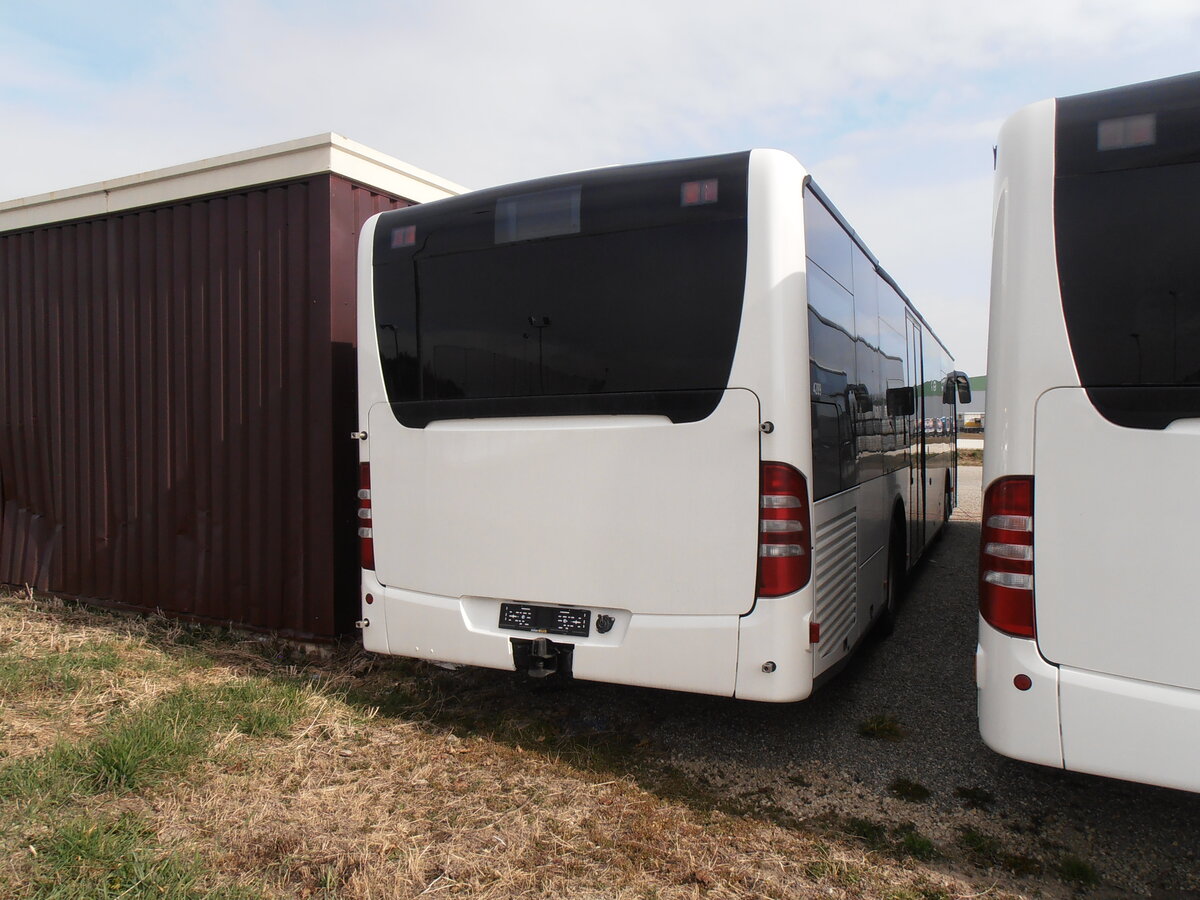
[[511, 637, 574, 680]]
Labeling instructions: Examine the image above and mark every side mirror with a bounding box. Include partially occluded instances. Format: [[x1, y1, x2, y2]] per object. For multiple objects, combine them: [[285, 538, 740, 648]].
[[886, 386, 915, 417], [944, 371, 972, 404]]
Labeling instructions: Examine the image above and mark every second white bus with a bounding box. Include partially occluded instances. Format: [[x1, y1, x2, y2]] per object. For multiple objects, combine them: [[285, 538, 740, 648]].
[[357, 150, 968, 701], [979, 71, 1200, 792]]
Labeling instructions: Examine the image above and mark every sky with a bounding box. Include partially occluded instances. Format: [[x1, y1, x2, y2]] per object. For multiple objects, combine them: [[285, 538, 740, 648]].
[[3, 1, 1199, 376]]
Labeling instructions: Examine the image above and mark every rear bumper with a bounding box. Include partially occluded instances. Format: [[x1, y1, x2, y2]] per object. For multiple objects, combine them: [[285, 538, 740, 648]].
[[1059, 666, 1200, 793], [977, 618, 1200, 792], [361, 572, 815, 701], [976, 619, 1063, 768]]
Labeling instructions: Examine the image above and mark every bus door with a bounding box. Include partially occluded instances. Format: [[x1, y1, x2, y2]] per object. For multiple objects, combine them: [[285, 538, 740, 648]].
[[906, 313, 925, 557]]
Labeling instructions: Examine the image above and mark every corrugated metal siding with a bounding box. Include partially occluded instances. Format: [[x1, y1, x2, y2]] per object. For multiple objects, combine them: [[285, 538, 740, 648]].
[[0, 175, 409, 639]]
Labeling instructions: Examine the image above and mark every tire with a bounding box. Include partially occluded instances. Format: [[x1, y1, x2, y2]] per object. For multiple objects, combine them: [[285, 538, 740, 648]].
[[944, 478, 953, 523]]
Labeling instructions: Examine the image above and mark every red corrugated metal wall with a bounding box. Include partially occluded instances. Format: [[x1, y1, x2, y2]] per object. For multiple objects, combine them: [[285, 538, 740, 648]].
[[0, 174, 408, 639]]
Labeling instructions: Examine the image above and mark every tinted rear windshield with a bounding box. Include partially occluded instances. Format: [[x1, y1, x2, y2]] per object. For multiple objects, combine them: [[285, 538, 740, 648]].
[[372, 153, 750, 426], [1055, 74, 1200, 428]]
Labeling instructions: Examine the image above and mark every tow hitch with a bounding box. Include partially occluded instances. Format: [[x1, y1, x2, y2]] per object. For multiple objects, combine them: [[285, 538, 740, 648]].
[[511, 636, 574, 679]]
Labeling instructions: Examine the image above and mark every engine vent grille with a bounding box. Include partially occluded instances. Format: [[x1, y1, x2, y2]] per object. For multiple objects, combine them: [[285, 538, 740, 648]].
[[814, 506, 857, 659]]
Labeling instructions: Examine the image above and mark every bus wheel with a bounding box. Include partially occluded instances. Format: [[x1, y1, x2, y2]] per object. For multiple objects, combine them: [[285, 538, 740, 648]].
[[878, 521, 905, 636]]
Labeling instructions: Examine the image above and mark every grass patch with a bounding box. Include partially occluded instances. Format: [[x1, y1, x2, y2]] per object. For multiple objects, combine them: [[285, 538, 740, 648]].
[[883, 889, 951, 900], [844, 817, 888, 847], [954, 785, 994, 809], [0, 640, 125, 699], [957, 826, 1044, 877], [843, 818, 938, 863], [1, 678, 310, 809], [889, 777, 931, 802], [0, 601, 318, 898], [1057, 854, 1100, 886], [1001, 853, 1044, 878], [958, 826, 1002, 863], [21, 812, 255, 899], [958, 448, 983, 466], [895, 826, 938, 862], [801, 841, 869, 887], [210, 678, 311, 738], [859, 713, 907, 741]]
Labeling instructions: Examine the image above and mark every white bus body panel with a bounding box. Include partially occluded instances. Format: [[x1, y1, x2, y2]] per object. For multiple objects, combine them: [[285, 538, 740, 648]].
[[983, 98, 1079, 487], [978, 98, 1074, 767], [1034, 387, 1200, 693], [366, 391, 761, 617], [732, 149, 820, 702], [976, 620, 1063, 769], [361, 570, 742, 696], [1059, 666, 1200, 793]]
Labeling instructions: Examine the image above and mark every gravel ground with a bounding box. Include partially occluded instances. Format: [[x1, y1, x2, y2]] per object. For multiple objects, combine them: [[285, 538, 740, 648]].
[[502, 466, 1200, 898]]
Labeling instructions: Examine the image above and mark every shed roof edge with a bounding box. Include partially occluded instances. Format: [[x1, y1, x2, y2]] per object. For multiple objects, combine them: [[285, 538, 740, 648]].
[[0, 133, 467, 232]]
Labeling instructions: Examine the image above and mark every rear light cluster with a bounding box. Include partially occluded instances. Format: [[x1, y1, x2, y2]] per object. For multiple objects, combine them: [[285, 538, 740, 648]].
[[358, 462, 374, 570], [757, 462, 811, 598], [979, 476, 1034, 637]]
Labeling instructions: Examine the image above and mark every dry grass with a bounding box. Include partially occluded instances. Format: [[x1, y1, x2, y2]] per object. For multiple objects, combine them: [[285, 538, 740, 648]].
[[0, 591, 256, 761], [0, 590, 1015, 900], [956, 448, 983, 466], [154, 719, 966, 899]]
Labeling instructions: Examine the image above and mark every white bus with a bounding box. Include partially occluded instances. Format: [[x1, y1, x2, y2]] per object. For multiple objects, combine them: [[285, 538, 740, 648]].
[[356, 150, 969, 701], [978, 72, 1200, 792]]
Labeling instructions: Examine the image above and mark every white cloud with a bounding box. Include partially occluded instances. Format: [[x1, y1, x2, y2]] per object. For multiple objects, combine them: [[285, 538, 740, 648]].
[[2, 0, 1200, 373], [5, 1, 1199, 189]]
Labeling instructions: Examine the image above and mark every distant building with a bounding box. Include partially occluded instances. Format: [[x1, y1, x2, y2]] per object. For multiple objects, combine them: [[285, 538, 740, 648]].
[[958, 374, 987, 431]]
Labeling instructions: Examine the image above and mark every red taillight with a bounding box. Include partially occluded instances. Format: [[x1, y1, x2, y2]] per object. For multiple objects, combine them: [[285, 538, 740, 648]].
[[757, 462, 811, 597], [358, 462, 374, 570], [980, 475, 1034, 637]]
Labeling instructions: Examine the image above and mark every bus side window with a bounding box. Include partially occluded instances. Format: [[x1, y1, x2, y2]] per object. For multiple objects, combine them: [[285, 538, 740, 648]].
[[811, 400, 843, 500]]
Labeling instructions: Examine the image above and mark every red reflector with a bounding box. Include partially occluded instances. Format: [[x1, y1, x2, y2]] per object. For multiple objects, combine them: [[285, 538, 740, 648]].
[[365, 593, 374, 605], [1013, 674, 1032, 691], [359, 462, 375, 570], [680, 178, 718, 207], [757, 462, 811, 597], [809, 622, 820, 644], [979, 476, 1034, 637]]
